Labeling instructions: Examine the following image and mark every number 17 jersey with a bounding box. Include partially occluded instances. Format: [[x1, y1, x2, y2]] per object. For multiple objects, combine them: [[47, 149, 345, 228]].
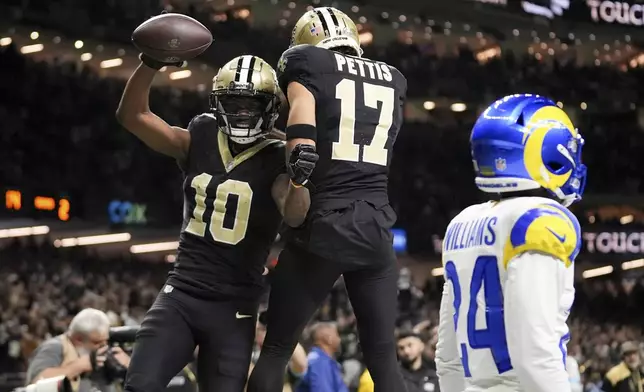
[[436, 197, 581, 392], [277, 45, 407, 211]]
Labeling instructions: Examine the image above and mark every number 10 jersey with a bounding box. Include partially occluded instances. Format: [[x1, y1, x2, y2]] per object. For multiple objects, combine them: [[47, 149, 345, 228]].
[[167, 113, 285, 300], [436, 196, 581, 392]]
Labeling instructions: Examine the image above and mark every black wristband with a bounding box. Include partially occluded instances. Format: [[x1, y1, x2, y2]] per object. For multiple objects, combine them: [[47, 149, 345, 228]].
[[285, 124, 317, 143]]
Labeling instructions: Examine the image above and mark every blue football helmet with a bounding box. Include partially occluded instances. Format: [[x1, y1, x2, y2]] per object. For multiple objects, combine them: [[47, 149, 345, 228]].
[[470, 94, 587, 207]]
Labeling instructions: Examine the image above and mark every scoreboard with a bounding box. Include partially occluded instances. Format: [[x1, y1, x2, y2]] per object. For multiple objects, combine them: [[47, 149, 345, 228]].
[[3, 189, 71, 221]]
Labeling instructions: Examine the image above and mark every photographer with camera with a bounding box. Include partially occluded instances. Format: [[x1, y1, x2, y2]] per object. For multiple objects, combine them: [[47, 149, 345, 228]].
[[25, 308, 131, 392]]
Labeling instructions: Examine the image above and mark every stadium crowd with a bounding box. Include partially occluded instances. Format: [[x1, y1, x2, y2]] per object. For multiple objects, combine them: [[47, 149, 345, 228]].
[[2, 0, 644, 390], [1, 242, 644, 390]]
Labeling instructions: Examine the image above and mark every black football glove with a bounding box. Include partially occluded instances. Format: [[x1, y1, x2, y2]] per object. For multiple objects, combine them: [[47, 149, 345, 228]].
[[139, 53, 184, 70], [287, 144, 318, 187]]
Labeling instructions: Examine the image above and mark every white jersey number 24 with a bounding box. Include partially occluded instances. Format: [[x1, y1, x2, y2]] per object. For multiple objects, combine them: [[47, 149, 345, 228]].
[[444, 255, 513, 376]]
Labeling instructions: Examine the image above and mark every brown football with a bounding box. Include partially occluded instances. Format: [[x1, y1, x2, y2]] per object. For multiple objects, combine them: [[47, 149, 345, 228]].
[[132, 13, 213, 63]]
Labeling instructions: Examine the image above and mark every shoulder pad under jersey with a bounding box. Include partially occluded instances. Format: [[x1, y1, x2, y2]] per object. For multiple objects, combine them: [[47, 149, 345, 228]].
[[502, 203, 581, 268], [276, 45, 324, 100], [380, 61, 407, 94]]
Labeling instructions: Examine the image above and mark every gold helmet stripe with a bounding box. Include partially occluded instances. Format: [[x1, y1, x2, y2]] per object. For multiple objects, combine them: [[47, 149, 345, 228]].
[[234, 55, 256, 83]]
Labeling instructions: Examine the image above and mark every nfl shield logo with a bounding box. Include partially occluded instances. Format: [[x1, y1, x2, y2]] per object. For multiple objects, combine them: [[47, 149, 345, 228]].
[[495, 158, 506, 171]]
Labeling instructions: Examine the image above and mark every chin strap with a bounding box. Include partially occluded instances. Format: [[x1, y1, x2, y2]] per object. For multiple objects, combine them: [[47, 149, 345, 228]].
[[229, 135, 263, 145], [553, 188, 578, 207], [226, 126, 268, 145]]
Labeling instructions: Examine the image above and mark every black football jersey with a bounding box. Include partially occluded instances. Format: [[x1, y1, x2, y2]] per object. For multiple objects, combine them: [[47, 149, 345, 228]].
[[167, 113, 285, 300], [277, 45, 407, 211]]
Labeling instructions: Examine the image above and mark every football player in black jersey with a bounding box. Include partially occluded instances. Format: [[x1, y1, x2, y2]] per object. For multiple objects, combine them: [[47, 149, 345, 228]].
[[247, 7, 408, 392], [116, 53, 303, 392]]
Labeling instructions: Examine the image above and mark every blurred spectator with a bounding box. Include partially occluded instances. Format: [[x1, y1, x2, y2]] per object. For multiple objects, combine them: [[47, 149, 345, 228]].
[[25, 308, 130, 392], [358, 331, 439, 392], [602, 341, 643, 392], [586, 372, 606, 392], [296, 323, 347, 392], [163, 361, 197, 392], [396, 332, 440, 392], [250, 314, 308, 392]]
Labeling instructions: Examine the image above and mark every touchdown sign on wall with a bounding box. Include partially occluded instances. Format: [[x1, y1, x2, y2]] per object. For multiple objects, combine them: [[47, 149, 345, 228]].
[[583, 231, 644, 254], [587, 0, 644, 26], [481, 0, 644, 26]]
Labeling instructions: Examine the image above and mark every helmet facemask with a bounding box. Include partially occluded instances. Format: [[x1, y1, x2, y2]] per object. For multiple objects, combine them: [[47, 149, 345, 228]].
[[210, 89, 280, 145], [547, 132, 587, 207]]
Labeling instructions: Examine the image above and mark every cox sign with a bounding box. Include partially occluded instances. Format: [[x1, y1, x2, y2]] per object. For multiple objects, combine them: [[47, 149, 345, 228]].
[[108, 200, 147, 225], [583, 231, 644, 254]]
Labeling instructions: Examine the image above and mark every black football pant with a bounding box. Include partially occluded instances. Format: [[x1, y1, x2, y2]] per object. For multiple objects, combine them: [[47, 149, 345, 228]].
[[246, 244, 406, 392], [124, 285, 258, 392]]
